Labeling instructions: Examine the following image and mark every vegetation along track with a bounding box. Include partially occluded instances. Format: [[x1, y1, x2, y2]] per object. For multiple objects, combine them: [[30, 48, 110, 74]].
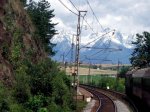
[[80, 85, 116, 112]]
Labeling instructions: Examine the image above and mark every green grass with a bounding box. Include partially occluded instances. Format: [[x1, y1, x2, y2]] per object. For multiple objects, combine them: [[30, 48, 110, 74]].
[[76, 100, 87, 112], [79, 75, 125, 93]]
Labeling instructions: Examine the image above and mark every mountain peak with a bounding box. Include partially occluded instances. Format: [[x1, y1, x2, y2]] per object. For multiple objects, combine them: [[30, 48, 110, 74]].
[[52, 30, 134, 64]]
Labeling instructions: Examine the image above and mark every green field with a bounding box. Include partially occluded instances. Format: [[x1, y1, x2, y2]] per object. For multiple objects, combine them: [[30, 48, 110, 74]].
[[78, 75, 125, 93]]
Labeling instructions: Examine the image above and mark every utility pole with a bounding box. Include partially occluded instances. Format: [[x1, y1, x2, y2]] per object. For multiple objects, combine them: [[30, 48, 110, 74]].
[[74, 10, 87, 98], [62, 53, 65, 70], [88, 60, 91, 84], [117, 59, 120, 78], [70, 35, 76, 92], [116, 59, 120, 91], [65, 62, 67, 73], [70, 35, 75, 75]]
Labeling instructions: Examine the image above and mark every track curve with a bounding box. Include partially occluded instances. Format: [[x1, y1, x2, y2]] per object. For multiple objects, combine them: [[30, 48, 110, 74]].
[[81, 85, 116, 112]]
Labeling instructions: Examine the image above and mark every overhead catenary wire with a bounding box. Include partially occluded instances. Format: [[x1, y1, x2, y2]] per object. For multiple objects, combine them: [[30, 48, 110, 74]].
[[82, 17, 96, 33], [85, 0, 119, 46], [58, 0, 97, 34], [82, 46, 122, 51], [80, 55, 112, 63], [57, 0, 78, 15], [86, 0, 104, 31], [65, 48, 72, 58], [57, 0, 99, 62], [88, 49, 104, 57], [67, 0, 96, 34], [87, 58, 111, 61], [68, 0, 79, 11], [80, 29, 115, 49], [57, 0, 122, 65]]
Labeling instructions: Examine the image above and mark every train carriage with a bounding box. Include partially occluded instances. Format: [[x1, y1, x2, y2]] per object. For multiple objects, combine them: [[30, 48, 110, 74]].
[[126, 68, 150, 112]]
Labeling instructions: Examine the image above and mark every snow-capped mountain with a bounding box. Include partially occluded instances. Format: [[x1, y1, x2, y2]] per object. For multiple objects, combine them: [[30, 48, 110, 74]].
[[52, 30, 134, 64], [52, 31, 72, 61]]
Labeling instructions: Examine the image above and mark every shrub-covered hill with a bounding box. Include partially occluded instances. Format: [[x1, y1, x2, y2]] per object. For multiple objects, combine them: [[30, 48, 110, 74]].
[[0, 0, 75, 111]]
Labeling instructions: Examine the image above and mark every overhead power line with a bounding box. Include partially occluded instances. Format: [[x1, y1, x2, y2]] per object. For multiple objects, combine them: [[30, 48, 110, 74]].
[[87, 58, 111, 61], [82, 17, 95, 33], [86, 0, 104, 30], [58, 0, 97, 34], [81, 55, 112, 63], [68, 0, 79, 11], [57, 0, 78, 15], [65, 48, 72, 58], [67, 0, 96, 34], [88, 49, 104, 57], [82, 47, 122, 51], [80, 29, 115, 49]]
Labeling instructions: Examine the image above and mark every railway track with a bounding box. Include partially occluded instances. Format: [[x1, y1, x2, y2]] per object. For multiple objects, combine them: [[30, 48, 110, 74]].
[[81, 85, 116, 112]]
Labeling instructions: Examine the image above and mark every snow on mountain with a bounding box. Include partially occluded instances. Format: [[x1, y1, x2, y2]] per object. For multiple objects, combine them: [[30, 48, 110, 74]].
[[112, 31, 134, 49], [52, 32, 72, 61], [52, 30, 134, 64]]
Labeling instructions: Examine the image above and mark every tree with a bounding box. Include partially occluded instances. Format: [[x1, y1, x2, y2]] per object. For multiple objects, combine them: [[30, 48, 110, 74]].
[[118, 66, 130, 78], [130, 31, 150, 68], [20, 0, 27, 6], [27, 0, 57, 55]]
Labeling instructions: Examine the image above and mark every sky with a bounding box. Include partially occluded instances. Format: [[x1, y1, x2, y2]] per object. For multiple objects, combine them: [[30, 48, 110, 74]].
[[33, 0, 150, 42], [33, 0, 150, 63], [48, 0, 150, 34]]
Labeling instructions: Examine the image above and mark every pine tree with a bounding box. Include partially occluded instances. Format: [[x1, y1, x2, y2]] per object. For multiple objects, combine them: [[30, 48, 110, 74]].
[[27, 0, 57, 55], [20, 0, 27, 6], [130, 31, 150, 68]]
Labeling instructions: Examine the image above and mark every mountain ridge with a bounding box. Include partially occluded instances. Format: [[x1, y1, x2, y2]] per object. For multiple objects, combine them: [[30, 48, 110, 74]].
[[52, 30, 134, 64]]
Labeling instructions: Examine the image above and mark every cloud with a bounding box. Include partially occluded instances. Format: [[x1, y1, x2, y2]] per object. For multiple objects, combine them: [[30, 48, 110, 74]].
[[35, 0, 150, 35]]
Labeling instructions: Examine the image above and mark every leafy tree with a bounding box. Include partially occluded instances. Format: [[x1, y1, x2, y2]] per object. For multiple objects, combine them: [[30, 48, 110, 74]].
[[118, 66, 130, 78], [130, 31, 150, 68], [28, 58, 58, 96], [51, 72, 74, 111], [27, 0, 57, 55]]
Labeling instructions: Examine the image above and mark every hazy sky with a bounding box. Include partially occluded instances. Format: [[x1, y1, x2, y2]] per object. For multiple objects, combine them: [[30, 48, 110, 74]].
[[33, 0, 150, 63], [34, 0, 150, 37], [47, 0, 150, 35]]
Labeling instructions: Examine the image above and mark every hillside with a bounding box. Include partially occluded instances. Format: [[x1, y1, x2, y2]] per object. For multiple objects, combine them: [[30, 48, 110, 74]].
[[0, 0, 46, 85], [0, 0, 75, 111]]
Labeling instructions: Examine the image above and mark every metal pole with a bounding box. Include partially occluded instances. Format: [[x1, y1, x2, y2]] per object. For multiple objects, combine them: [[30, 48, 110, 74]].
[[76, 11, 80, 94], [116, 59, 119, 91], [88, 60, 91, 84], [62, 53, 65, 70], [70, 35, 75, 76], [75, 11, 87, 106]]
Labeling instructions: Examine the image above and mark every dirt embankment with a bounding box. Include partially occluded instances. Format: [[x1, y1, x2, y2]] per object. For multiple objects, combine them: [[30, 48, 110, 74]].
[[0, 0, 45, 86]]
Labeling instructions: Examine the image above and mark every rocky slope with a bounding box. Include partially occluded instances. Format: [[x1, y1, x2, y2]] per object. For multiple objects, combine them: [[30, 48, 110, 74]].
[[0, 0, 45, 86]]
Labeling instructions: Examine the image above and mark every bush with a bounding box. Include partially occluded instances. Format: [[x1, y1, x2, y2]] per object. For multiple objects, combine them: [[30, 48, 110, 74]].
[[25, 58, 74, 111], [51, 72, 74, 111], [38, 108, 48, 112], [26, 95, 49, 112], [13, 64, 30, 104], [118, 66, 130, 78], [0, 83, 10, 111], [28, 59, 58, 96], [9, 104, 27, 112]]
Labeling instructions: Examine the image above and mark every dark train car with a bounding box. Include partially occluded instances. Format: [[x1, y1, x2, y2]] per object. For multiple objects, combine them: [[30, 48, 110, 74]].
[[126, 68, 150, 112]]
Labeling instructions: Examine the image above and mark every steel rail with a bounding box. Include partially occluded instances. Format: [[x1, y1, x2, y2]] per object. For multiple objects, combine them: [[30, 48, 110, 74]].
[[80, 85, 116, 112], [81, 84, 138, 112]]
